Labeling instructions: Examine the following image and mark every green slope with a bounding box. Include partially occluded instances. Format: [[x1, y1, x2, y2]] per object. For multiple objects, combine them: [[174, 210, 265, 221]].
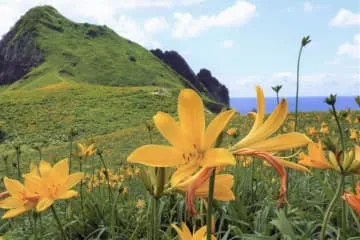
[[4, 6, 190, 90]]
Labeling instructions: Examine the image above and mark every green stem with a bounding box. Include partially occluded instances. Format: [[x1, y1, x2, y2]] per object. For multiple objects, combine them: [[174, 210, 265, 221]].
[[320, 174, 345, 240], [294, 45, 303, 132], [276, 92, 280, 104], [153, 196, 159, 240], [51, 205, 68, 240], [98, 152, 114, 200], [79, 160, 85, 220], [33, 212, 38, 240], [206, 168, 216, 240], [16, 150, 21, 179], [331, 105, 345, 153], [111, 189, 121, 239], [69, 137, 73, 170]]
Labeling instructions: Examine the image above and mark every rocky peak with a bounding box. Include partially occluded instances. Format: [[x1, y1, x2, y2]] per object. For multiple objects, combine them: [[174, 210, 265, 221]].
[[151, 49, 230, 106]]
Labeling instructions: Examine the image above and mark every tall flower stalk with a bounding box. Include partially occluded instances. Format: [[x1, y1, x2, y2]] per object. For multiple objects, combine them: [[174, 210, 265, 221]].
[[294, 35, 311, 132], [272, 85, 282, 104]]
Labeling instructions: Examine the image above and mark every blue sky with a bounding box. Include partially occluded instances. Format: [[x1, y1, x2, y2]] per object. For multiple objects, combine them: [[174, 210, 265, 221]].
[[0, 0, 359, 97]]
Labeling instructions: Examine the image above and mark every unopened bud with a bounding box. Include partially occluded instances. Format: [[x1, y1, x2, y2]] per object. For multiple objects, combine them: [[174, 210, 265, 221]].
[[325, 94, 337, 106]]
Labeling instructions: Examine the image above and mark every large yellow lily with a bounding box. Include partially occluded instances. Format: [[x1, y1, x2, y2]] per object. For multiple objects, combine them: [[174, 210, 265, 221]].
[[230, 86, 311, 206], [172, 222, 216, 240], [128, 89, 236, 212], [343, 182, 360, 215], [24, 159, 84, 212], [0, 177, 39, 219]]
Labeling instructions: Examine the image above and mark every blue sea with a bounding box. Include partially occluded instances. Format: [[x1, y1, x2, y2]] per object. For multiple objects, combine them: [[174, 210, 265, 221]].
[[230, 96, 359, 114]]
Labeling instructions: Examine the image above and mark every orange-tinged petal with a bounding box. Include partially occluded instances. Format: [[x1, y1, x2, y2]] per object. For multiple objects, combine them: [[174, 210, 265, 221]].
[[3, 177, 24, 197], [343, 192, 360, 215], [36, 198, 54, 212], [242, 133, 312, 152], [204, 109, 236, 149], [277, 159, 310, 173], [171, 223, 192, 240], [39, 160, 52, 178], [66, 173, 84, 189], [2, 206, 29, 219], [127, 145, 185, 167], [171, 162, 198, 188], [153, 112, 192, 152], [58, 190, 79, 199], [178, 89, 205, 150], [201, 148, 235, 167]]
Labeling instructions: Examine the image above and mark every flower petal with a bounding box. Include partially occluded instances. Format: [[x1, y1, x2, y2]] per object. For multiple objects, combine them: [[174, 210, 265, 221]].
[[153, 112, 192, 152], [66, 173, 84, 189], [2, 206, 29, 219], [247, 86, 265, 135], [3, 177, 24, 197], [242, 133, 312, 152], [195, 174, 235, 201], [0, 197, 23, 209], [193, 226, 207, 240], [53, 159, 69, 178], [58, 190, 79, 199], [171, 162, 198, 188], [201, 148, 236, 167], [127, 145, 185, 167], [277, 159, 310, 173], [234, 99, 287, 150], [171, 223, 192, 240], [178, 89, 205, 150], [36, 198, 54, 212], [204, 109, 236, 149], [39, 160, 52, 178]]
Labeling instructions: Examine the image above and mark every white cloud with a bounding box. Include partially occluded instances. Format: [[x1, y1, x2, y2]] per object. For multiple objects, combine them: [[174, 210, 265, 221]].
[[330, 8, 360, 27], [222, 40, 234, 48], [0, 0, 176, 47], [172, 0, 256, 38], [304, 1, 326, 14], [337, 34, 360, 59], [144, 17, 169, 33], [227, 72, 359, 97]]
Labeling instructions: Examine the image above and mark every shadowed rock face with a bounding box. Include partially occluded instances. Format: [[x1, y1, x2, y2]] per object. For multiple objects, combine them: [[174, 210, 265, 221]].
[[151, 49, 229, 106], [0, 15, 44, 85]]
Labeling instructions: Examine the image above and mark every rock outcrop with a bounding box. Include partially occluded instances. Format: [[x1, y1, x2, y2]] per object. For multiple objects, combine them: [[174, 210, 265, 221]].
[[151, 49, 229, 106]]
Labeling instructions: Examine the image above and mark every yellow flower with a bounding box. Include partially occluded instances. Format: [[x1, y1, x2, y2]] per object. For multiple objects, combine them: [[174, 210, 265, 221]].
[[299, 142, 360, 175], [128, 89, 236, 212], [343, 182, 360, 215], [128, 89, 236, 169], [171, 223, 216, 240], [307, 127, 318, 136], [320, 126, 329, 134], [24, 159, 84, 212], [171, 168, 234, 214], [0, 177, 39, 219], [298, 142, 333, 169], [136, 199, 145, 209], [230, 86, 311, 206], [76, 143, 96, 159], [226, 127, 238, 137], [350, 128, 358, 140]]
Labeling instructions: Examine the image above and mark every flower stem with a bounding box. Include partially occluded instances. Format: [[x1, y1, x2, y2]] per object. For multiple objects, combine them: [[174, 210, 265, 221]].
[[153, 196, 159, 240], [294, 45, 303, 132], [331, 105, 345, 153], [16, 148, 21, 179], [320, 174, 345, 240], [98, 152, 114, 201], [51, 205, 68, 240], [206, 168, 216, 240], [79, 160, 85, 221], [33, 212, 38, 240]]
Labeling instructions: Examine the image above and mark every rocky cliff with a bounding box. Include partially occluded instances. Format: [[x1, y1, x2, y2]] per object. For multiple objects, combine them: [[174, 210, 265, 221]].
[[151, 49, 229, 106]]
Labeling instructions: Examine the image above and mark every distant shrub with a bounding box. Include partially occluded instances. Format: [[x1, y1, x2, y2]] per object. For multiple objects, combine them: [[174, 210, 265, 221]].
[[129, 56, 136, 62]]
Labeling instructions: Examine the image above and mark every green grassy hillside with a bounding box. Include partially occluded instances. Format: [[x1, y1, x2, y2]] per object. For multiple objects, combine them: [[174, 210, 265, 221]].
[[3, 6, 191, 90]]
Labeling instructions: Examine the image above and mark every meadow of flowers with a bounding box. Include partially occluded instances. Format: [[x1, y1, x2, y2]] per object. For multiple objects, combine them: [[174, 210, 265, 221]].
[[0, 36, 359, 240], [0, 84, 358, 240]]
